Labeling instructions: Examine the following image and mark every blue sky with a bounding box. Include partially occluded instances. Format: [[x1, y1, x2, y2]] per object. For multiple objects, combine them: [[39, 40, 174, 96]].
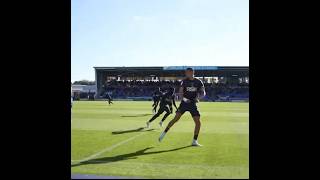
[[72, 0, 248, 81]]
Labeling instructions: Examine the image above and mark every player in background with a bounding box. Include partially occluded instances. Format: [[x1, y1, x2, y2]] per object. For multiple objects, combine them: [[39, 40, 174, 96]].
[[158, 68, 206, 146], [146, 87, 178, 128], [152, 87, 163, 114], [105, 92, 113, 105]]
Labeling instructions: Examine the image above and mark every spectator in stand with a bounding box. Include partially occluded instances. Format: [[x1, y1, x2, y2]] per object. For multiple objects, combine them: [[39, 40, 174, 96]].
[[102, 79, 248, 101]]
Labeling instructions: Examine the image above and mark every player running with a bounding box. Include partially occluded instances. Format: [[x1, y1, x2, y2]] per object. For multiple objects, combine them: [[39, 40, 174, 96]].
[[152, 87, 163, 114], [105, 92, 113, 105], [158, 68, 206, 146], [146, 87, 178, 128]]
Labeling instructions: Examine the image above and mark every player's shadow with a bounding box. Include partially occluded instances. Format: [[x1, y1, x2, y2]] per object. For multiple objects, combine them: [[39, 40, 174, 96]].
[[120, 114, 152, 117], [111, 127, 155, 135], [71, 145, 191, 168]]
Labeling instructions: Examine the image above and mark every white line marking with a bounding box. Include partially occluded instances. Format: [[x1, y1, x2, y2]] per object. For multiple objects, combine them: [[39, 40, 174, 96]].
[[75, 132, 146, 163]]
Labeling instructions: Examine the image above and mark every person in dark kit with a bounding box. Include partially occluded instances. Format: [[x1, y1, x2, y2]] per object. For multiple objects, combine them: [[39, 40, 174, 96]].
[[152, 87, 163, 114], [105, 92, 113, 105], [146, 87, 177, 128], [158, 67, 206, 146]]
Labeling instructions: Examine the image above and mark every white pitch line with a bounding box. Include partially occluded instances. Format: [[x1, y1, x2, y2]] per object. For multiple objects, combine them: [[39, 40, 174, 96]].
[[75, 132, 146, 163]]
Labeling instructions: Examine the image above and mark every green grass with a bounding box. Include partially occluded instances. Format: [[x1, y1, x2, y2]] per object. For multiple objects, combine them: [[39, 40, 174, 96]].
[[71, 101, 249, 179]]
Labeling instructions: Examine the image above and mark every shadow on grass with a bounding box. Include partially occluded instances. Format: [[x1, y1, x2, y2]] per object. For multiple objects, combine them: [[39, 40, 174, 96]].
[[121, 114, 153, 117], [111, 127, 155, 135], [71, 145, 191, 168]]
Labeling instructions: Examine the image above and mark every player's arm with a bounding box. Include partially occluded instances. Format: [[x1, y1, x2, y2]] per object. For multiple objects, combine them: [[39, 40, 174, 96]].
[[177, 80, 184, 99], [178, 86, 184, 100], [196, 81, 206, 102], [179, 82, 193, 103], [179, 80, 192, 103], [198, 87, 206, 99]]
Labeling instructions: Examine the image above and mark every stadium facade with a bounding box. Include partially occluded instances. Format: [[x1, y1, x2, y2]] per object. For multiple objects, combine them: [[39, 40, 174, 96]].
[[94, 66, 249, 100]]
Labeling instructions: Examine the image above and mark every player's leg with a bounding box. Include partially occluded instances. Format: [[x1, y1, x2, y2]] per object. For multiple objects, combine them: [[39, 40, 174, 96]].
[[153, 103, 157, 113], [166, 112, 182, 130], [152, 98, 157, 114], [191, 116, 201, 146], [159, 102, 187, 142], [152, 98, 156, 107], [190, 107, 202, 146], [159, 106, 171, 127], [147, 107, 164, 128], [164, 102, 186, 132], [149, 110, 163, 123], [159, 112, 183, 142], [154, 100, 159, 113]]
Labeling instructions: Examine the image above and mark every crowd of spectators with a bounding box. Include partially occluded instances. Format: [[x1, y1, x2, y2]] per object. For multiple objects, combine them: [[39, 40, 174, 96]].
[[102, 80, 249, 101]]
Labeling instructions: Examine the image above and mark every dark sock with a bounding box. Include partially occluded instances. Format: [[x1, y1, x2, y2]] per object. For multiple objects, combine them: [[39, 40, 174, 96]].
[[149, 113, 159, 123], [193, 134, 198, 140], [164, 127, 170, 132], [149, 117, 155, 123], [161, 113, 170, 122]]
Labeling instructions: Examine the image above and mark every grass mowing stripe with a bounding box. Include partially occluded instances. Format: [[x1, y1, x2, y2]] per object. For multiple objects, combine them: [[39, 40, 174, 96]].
[[75, 132, 146, 162], [70, 160, 247, 170], [72, 161, 248, 179], [72, 101, 249, 178]]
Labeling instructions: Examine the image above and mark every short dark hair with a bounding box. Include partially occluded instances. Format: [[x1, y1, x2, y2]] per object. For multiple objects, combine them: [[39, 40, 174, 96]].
[[186, 67, 194, 71]]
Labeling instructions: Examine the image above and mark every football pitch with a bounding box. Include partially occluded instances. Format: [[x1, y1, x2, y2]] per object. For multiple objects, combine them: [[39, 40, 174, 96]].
[[71, 101, 249, 179]]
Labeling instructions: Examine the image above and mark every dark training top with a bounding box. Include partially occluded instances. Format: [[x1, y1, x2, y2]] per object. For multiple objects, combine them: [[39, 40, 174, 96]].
[[159, 91, 176, 107], [153, 89, 163, 100], [181, 78, 204, 100], [105, 93, 111, 100]]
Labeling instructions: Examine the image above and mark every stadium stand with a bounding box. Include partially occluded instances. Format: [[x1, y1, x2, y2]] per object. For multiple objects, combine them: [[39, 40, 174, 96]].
[[71, 66, 248, 102], [102, 80, 248, 101]]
